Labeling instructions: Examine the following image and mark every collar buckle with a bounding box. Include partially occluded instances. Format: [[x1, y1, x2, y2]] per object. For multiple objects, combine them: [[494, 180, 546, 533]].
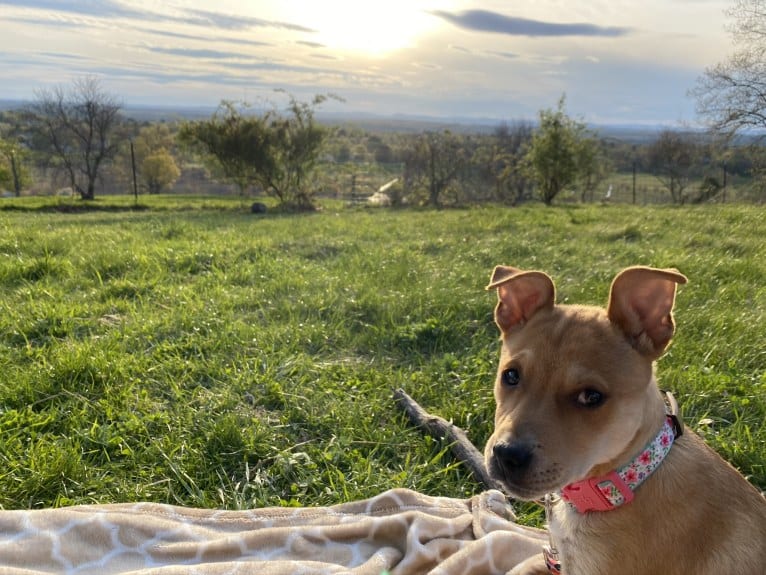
[[561, 470, 634, 513]]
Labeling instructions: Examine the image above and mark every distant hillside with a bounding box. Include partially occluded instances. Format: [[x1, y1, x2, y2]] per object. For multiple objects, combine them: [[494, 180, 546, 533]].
[[0, 98, 742, 144], [0, 99, 29, 111]]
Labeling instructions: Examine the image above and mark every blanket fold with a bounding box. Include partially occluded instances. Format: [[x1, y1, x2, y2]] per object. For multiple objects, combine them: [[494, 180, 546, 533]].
[[0, 489, 546, 574]]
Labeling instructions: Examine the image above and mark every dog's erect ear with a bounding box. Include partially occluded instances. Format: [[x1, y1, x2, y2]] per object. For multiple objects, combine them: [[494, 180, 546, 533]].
[[486, 266, 556, 333], [608, 266, 688, 358]]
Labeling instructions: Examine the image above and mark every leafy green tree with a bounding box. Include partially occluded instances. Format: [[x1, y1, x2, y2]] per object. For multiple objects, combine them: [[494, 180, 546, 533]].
[[0, 138, 30, 195], [267, 94, 332, 208], [179, 94, 333, 209], [0, 150, 11, 192], [523, 97, 586, 205], [132, 124, 176, 165], [142, 149, 181, 194], [179, 101, 270, 197], [130, 124, 181, 194], [0, 113, 26, 195]]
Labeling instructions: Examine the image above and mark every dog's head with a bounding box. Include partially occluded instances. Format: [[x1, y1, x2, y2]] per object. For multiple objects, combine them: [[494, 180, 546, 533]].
[[483, 266, 687, 500]]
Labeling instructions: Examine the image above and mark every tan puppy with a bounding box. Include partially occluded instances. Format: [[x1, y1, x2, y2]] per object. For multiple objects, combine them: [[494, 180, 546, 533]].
[[483, 266, 766, 575]]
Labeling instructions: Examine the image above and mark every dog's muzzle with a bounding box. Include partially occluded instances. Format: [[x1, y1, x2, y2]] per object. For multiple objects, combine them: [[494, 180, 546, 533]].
[[487, 439, 540, 495], [491, 442, 534, 472]]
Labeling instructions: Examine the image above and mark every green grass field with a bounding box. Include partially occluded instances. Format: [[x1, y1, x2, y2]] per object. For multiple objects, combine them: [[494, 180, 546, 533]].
[[0, 196, 764, 523]]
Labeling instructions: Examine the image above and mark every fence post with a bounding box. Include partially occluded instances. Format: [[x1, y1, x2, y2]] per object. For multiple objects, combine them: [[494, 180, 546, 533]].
[[130, 140, 138, 202], [632, 161, 637, 205]]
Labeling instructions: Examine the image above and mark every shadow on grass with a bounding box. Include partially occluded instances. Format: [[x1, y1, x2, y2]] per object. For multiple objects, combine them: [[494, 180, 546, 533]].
[[0, 202, 152, 214], [0, 198, 321, 216]]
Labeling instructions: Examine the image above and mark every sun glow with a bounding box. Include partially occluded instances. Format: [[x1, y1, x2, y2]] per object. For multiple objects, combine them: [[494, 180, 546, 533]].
[[286, 1, 445, 56]]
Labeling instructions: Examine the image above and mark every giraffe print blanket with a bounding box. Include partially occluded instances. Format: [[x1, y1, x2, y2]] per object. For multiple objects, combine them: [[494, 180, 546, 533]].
[[0, 488, 546, 574]]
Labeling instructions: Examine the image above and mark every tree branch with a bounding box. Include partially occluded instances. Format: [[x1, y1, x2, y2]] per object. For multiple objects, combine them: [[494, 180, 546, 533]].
[[392, 388, 505, 492]]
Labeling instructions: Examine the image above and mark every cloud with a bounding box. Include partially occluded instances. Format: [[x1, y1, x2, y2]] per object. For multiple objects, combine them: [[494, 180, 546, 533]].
[[486, 50, 519, 60], [215, 59, 361, 78], [130, 46, 386, 84], [146, 47, 250, 60], [412, 62, 442, 70], [97, 67, 264, 87], [447, 44, 518, 61], [6, 15, 82, 28], [5, 15, 275, 49], [36, 51, 91, 61], [0, 0, 158, 21], [431, 9, 631, 38], [297, 41, 327, 49], [0, 1, 316, 33], [142, 28, 272, 48], [184, 8, 316, 33]]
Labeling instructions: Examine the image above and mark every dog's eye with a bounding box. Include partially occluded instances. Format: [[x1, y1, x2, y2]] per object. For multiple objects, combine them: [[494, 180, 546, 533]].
[[576, 389, 605, 407], [501, 368, 521, 387]]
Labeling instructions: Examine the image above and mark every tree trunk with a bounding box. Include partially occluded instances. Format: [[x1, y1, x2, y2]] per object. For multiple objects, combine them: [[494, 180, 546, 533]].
[[429, 144, 439, 207], [82, 182, 95, 200], [10, 152, 21, 196]]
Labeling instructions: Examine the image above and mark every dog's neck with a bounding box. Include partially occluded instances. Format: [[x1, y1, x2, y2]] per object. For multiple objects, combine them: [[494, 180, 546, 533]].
[[560, 415, 679, 513], [559, 390, 682, 513], [543, 395, 683, 574]]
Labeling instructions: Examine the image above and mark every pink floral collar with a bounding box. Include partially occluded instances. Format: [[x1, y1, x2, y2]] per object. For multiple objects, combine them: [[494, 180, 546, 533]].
[[561, 415, 680, 513], [543, 393, 684, 573]]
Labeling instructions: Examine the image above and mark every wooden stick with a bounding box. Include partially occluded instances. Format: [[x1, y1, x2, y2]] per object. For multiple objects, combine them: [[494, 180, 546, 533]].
[[392, 388, 505, 492]]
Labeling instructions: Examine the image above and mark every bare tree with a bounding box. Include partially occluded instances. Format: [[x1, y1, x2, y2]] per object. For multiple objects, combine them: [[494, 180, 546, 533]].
[[693, 0, 766, 136], [646, 130, 699, 204], [402, 130, 469, 207], [576, 136, 611, 203], [30, 77, 122, 199], [477, 121, 533, 205]]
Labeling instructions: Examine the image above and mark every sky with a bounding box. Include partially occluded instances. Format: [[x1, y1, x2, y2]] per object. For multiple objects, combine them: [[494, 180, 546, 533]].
[[0, 0, 735, 126]]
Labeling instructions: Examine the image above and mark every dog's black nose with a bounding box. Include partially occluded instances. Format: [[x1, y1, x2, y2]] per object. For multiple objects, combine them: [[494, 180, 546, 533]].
[[493, 442, 533, 471]]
